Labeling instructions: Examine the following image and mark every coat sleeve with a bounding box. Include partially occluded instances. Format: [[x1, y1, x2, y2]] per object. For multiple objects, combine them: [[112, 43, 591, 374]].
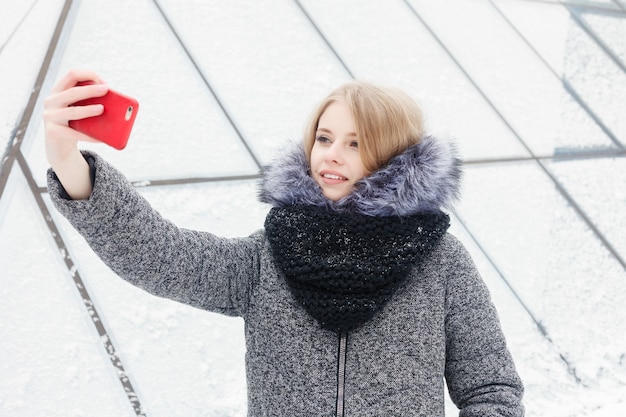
[[47, 151, 261, 317], [442, 235, 524, 416]]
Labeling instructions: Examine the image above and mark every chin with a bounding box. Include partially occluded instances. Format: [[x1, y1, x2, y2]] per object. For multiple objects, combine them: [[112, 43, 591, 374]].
[[323, 190, 349, 201]]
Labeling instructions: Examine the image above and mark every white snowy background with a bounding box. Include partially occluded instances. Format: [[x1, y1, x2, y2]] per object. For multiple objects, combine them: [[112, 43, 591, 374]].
[[1, 0, 625, 416]]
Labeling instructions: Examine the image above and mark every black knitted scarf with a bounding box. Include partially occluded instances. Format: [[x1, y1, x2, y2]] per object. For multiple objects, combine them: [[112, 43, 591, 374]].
[[265, 205, 450, 332]]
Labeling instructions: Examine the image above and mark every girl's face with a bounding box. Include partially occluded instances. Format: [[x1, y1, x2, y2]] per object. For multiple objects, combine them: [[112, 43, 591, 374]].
[[310, 100, 368, 201]]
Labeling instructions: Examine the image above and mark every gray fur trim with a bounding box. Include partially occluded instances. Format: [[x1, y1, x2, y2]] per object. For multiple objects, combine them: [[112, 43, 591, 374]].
[[258, 135, 462, 216]]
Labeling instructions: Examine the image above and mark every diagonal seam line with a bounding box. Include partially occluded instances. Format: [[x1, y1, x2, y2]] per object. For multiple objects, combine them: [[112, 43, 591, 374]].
[[293, 0, 355, 78], [150, 0, 264, 173], [404, 0, 626, 381], [566, 5, 626, 74], [537, 159, 626, 271], [558, 0, 626, 14], [0, 0, 39, 55], [490, 0, 625, 151], [561, 78, 625, 151], [452, 209, 585, 386], [16, 151, 147, 417], [404, 0, 625, 268], [401, 0, 536, 159], [0, 0, 71, 199], [3, 0, 149, 414]]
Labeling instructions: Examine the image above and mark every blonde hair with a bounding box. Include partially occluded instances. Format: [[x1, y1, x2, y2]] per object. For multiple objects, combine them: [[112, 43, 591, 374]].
[[304, 81, 425, 173]]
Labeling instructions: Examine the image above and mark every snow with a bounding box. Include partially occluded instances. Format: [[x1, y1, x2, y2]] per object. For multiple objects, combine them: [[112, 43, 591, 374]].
[[0, 174, 132, 417], [1, 0, 625, 416]]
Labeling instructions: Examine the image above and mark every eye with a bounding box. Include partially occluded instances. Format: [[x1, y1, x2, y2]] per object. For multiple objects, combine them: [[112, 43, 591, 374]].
[[350, 140, 359, 148], [316, 135, 332, 144]]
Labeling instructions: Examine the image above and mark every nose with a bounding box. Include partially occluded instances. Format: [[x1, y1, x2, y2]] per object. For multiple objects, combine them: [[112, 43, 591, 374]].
[[325, 141, 344, 164]]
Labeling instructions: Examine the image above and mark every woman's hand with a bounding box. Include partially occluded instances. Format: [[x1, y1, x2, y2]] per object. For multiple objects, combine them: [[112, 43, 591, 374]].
[[42, 70, 109, 199]]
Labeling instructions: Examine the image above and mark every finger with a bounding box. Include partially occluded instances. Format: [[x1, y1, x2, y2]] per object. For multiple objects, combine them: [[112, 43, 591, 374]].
[[44, 83, 109, 111], [45, 122, 101, 144], [50, 69, 104, 94], [43, 104, 104, 126]]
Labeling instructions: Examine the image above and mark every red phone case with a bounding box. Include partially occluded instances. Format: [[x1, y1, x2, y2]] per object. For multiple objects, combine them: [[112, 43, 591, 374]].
[[69, 82, 139, 150]]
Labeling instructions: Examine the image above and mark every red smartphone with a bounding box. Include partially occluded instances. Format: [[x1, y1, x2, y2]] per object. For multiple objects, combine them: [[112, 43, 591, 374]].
[[69, 81, 139, 150]]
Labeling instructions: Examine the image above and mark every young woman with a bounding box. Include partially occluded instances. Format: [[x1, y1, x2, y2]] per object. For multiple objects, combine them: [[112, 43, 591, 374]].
[[44, 70, 524, 416]]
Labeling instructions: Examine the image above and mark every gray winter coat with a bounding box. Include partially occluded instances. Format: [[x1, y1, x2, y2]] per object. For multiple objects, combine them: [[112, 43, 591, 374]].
[[47, 137, 524, 416]]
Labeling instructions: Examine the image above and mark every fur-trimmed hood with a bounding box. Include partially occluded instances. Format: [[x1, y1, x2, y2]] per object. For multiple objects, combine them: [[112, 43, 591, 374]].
[[259, 135, 462, 217]]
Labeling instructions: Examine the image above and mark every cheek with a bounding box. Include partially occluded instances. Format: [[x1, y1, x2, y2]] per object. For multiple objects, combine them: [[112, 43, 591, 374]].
[[350, 155, 368, 180], [309, 147, 322, 171]]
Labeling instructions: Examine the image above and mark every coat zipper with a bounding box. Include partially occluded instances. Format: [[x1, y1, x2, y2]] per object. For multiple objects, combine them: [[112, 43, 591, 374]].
[[336, 331, 348, 417]]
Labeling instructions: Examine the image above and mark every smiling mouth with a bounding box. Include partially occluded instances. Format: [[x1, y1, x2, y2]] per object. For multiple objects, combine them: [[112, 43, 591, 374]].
[[322, 173, 347, 180], [318, 171, 349, 186]]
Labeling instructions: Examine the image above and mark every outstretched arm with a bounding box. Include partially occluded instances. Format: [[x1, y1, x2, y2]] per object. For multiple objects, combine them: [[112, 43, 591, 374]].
[[47, 151, 261, 316], [44, 70, 260, 316]]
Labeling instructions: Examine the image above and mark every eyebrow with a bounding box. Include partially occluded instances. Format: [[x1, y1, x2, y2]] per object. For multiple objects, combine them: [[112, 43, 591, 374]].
[[316, 127, 357, 137]]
